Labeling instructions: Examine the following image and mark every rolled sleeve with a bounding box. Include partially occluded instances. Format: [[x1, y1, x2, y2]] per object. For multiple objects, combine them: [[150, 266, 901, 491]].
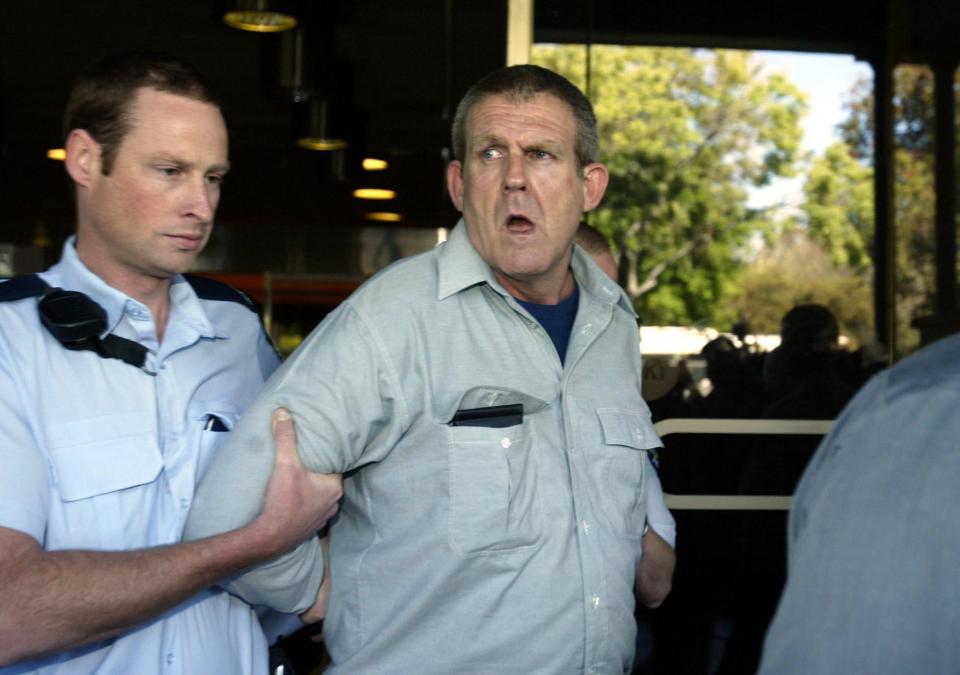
[[185, 301, 408, 612]]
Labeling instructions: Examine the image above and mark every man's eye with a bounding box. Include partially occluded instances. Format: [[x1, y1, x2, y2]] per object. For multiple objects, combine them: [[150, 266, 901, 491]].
[[481, 148, 502, 160], [205, 174, 225, 186], [530, 150, 551, 160], [158, 167, 180, 177]]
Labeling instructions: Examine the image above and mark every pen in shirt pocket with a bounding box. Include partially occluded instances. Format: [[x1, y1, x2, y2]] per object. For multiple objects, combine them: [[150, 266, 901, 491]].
[[204, 414, 228, 432]]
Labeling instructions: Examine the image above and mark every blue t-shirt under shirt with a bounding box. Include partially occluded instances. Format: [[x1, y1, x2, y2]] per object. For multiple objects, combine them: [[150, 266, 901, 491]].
[[516, 285, 579, 364]]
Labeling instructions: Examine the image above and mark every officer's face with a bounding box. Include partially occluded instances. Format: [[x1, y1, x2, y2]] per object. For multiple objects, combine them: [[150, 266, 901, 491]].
[[74, 87, 229, 284], [446, 93, 607, 302]]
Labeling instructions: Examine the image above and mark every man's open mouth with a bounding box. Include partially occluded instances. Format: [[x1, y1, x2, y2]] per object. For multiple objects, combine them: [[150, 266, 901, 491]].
[[505, 214, 534, 230]]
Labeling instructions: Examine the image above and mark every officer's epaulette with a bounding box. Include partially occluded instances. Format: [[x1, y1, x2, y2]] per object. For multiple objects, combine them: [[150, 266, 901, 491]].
[[185, 273, 280, 360], [184, 274, 258, 314], [0, 274, 48, 302]]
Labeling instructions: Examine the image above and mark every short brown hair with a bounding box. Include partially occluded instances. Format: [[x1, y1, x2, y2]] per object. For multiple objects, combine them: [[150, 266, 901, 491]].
[[451, 64, 599, 173], [64, 51, 220, 175]]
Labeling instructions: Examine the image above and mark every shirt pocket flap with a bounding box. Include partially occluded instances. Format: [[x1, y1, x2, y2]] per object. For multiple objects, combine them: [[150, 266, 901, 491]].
[[47, 411, 163, 501], [597, 408, 662, 450]]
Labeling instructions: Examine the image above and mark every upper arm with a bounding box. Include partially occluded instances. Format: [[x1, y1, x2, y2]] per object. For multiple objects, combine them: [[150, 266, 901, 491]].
[[186, 302, 405, 537], [184, 303, 403, 612], [261, 302, 409, 473]]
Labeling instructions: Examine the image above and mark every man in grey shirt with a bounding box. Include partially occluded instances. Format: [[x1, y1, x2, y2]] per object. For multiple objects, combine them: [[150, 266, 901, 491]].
[[757, 333, 960, 674], [187, 64, 670, 674]]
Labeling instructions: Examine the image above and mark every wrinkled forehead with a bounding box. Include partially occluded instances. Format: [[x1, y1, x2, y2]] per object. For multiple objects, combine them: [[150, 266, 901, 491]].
[[467, 90, 571, 119], [464, 92, 575, 142]]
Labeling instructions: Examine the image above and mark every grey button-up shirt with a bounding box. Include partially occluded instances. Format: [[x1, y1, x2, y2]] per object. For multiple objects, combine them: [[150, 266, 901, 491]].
[[187, 222, 662, 674]]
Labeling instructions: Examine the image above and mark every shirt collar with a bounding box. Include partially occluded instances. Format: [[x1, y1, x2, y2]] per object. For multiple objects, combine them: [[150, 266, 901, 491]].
[[570, 243, 637, 317], [169, 276, 223, 340], [436, 219, 636, 317], [51, 236, 220, 339], [436, 220, 500, 301]]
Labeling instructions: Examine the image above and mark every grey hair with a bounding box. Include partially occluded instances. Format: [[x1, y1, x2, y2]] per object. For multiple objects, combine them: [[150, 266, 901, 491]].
[[451, 64, 599, 172]]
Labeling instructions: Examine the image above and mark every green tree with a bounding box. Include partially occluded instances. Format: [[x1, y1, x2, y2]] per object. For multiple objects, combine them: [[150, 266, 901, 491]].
[[532, 45, 807, 326], [804, 64, 950, 353], [729, 232, 874, 347], [804, 141, 874, 272]]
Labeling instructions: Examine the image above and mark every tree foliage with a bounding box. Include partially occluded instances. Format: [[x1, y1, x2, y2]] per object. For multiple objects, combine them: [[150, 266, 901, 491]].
[[728, 232, 874, 347], [803, 141, 874, 272], [802, 64, 952, 353], [532, 45, 807, 326]]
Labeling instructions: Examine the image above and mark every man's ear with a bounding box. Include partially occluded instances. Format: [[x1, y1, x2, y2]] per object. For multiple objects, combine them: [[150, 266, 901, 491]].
[[446, 160, 464, 212], [581, 162, 609, 213], [64, 129, 102, 188]]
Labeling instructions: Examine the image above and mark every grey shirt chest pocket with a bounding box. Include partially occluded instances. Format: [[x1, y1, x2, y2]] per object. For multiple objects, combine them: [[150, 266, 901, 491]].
[[45, 411, 163, 549], [596, 408, 660, 541], [446, 420, 542, 556]]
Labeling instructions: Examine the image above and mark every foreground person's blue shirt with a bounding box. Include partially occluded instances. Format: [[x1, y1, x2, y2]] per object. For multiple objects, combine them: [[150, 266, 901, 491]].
[[758, 333, 960, 674], [187, 222, 664, 674], [0, 238, 280, 675]]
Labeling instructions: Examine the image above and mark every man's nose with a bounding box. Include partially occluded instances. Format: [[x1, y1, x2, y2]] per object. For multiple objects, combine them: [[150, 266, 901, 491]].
[[186, 179, 217, 221], [503, 153, 526, 191]]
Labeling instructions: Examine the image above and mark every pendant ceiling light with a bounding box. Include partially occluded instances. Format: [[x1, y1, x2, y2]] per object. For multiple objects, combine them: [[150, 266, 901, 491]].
[[279, 28, 348, 151], [353, 189, 396, 200], [362, 158, 389, 171], [296, 99, 348, 151], [224, 0, 297, 33]]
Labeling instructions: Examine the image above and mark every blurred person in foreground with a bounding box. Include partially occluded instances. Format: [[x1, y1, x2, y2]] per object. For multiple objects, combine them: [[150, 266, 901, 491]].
[[757, 331, 960, 673]]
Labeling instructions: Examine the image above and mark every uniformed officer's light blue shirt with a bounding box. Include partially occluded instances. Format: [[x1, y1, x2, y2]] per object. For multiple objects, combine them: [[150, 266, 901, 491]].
[[0, 238, 280, 674], [187, 222, 663, 674]]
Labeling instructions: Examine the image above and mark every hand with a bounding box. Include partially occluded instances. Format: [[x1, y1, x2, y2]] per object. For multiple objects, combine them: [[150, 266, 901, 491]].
[[299, 535, 331, 628], [252, 408, 342, 557], [635, 528, 675, 609]]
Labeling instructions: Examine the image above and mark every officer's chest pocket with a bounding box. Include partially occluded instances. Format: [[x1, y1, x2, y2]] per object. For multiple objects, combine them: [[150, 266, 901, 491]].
[[447, 421, 542, 556], [595, 408, 655, 541], [46, 411, 163, 550], [188, 401, 240, 482]]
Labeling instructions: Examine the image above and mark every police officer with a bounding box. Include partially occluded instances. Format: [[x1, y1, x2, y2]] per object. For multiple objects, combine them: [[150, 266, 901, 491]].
[[0, 52, 341, 673]]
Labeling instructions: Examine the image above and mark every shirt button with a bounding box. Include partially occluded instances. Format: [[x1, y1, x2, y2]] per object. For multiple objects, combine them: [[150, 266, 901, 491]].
[[500, 436, 512, 449], [180, 498, 190, 510], [582, 520, 590, 535], [581, 323, 594, 334], [591, 595, 601, 609], [166, 652, 175, 664]]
